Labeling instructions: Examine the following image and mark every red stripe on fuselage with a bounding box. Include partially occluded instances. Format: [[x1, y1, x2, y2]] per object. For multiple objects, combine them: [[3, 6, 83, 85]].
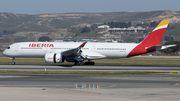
[[127, 28, 166, 57]]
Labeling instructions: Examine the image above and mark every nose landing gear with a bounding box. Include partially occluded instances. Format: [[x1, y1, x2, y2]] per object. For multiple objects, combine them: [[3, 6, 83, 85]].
[[10, 57, 15, 65]]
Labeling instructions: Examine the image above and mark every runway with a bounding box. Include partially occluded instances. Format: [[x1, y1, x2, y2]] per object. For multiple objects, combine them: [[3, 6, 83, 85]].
[[1, 72, 180, 100], [0, 64, 180, 71], [0, 74, 180, 88]]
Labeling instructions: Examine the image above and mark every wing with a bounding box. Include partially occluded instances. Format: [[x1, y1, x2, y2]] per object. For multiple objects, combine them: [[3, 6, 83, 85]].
[[61, 41, 87, 61], [61, 41, 106, 61]]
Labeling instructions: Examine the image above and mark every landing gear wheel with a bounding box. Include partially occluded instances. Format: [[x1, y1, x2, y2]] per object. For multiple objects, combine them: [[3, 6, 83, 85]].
[[85, 62, 90, 65], [74, 61, 78, 65], [12, 62, 15, 65], [74, 61, 83, 66], [85, 61, 95, 65], [90, 62, 95, 65]]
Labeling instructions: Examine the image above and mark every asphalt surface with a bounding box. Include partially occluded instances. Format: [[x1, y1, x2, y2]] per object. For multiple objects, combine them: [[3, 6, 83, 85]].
[[0, 64, 180, 71], [0, 64, 180, 88], [0, 74, 180, 88], [1, 65, 180, 101]]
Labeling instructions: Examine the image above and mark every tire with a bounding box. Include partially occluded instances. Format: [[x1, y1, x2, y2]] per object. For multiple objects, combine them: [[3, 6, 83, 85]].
[[85, 62, 90, 65], [90, 62, 95, 65], [12, 62, 15, 65]]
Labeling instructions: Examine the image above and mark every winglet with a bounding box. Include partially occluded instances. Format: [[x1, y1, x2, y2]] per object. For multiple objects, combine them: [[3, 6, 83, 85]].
[[79, 41, 87, 48]]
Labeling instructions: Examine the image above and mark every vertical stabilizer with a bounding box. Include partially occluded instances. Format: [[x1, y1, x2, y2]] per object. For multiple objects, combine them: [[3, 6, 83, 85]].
[[127, 20, 170, 57], [140, 20, 170, 45]]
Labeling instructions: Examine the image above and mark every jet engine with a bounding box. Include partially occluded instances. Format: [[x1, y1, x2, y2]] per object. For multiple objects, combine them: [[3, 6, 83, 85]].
[[45, 53, 64, 63]]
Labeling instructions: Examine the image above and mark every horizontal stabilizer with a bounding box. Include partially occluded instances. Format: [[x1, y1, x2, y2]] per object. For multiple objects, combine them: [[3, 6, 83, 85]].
[[146, 45, 161, 52], [161, 44, 176, 50], [146, 44, 176, 52]]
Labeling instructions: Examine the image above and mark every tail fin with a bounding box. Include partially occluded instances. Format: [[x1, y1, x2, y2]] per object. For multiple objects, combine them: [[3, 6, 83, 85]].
[[140, 20, 170, 45], [127, 20, 170, 57]]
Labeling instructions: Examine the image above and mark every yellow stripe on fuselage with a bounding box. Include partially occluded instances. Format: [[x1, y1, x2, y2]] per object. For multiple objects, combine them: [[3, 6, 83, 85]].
[[155, 20, 170, 29]]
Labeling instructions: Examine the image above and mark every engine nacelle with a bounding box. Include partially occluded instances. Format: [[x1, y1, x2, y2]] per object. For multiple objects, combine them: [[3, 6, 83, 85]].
[[45, 53, 64, 63]]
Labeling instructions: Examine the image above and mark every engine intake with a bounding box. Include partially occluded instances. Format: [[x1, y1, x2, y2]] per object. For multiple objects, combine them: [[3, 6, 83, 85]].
[[45, 53, 64, 63]]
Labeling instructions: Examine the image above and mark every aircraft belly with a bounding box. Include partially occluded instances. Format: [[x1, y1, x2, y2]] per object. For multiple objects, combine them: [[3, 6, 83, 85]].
[[83, 50, 130, 59], [101, 50, 129, 58]]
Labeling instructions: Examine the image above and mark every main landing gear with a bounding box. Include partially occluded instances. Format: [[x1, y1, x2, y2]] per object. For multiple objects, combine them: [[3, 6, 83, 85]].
[[85, 60, 95, 65], [74, 60, 95, 66], [74, 61, 83, 66], [84, 61, 95, 65], [11, 57, 15, 65]]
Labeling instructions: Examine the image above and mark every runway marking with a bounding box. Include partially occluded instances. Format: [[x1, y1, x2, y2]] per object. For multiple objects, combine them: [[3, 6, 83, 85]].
[[0, 85, 8, 87], [172, 71, 179, 74], [108, 85, 117, 87], [174, 83, 180, 85]]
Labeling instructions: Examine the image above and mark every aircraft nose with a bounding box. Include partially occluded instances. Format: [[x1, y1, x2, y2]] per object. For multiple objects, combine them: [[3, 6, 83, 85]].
[[2, 50, 7, 56]]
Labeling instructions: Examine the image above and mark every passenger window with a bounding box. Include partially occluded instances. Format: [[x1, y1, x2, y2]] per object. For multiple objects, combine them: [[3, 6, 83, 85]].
[[7, 46, 10, 49]]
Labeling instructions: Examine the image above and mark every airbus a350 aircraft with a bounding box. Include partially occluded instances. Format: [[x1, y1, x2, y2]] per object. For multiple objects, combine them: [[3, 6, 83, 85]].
[[2, 20, 176, 65]]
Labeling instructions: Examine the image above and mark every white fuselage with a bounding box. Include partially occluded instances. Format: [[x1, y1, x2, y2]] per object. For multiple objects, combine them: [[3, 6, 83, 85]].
[[2, 42, 138, 59]]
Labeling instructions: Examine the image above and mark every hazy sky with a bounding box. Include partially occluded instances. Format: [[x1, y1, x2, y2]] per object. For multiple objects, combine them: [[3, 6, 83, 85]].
[[0, 0, 179, 14]]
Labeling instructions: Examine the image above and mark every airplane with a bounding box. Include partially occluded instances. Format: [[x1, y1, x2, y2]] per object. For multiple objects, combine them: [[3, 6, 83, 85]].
[[2, 20, 176, 65]]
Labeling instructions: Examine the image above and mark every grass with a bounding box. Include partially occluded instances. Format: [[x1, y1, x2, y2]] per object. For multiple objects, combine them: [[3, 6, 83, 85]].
[[94, 58, 180, 66], [0, 57, 49, 64], [1, 56, 180, 66]]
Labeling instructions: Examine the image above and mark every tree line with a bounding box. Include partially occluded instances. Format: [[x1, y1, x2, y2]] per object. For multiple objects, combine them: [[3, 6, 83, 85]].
[[0, 30, 16, 37]]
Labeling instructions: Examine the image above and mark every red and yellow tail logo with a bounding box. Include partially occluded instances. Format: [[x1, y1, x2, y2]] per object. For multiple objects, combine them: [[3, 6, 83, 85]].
[[141, 20, 170, 45], [127, 20, 170, 57], [153, 20, 170, 32]]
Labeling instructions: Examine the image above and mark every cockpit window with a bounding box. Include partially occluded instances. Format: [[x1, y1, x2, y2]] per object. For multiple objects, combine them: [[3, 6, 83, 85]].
[[7, 46, 10, 49]]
